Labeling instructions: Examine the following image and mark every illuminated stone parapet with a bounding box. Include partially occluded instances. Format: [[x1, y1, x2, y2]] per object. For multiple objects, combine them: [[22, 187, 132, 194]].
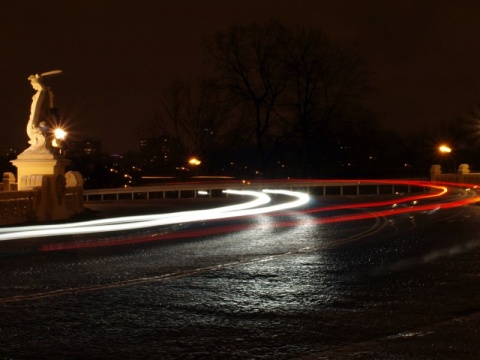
[[458, 163, 470, 174], [65, 171, 85, 215], [430, 164, 441, 176], [10, 155, 71, 221], [2, 172, 16, 191]]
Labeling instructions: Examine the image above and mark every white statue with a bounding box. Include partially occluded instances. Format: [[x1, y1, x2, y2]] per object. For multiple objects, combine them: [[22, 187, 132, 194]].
[[24, 70, 62, 153]]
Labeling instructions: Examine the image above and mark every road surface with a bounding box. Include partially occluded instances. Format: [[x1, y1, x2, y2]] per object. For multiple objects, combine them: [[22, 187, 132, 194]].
[[1, 186, 480, 359]]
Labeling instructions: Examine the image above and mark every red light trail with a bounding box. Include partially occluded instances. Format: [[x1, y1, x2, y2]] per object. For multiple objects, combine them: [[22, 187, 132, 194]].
[[32, 179, 480, 251]]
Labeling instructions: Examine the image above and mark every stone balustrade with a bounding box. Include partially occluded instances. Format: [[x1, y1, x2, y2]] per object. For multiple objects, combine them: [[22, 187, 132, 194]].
[[0, 171, 84, 225], [430, 164, 480, 184]]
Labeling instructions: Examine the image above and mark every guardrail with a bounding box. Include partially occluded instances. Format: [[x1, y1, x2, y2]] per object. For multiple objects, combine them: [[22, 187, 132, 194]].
[[83, 179, 426, 202], [0, 179, 428, 224]]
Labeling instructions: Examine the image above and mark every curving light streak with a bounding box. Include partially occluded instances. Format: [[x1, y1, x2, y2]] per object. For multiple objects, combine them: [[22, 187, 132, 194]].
[[0, 189, 310, 241], [305, 184, 448, 215], [1, 179, 478, 246], [0, 189, 271, 234]]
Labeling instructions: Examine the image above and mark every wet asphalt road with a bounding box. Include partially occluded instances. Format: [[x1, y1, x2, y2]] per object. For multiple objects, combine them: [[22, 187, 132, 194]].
[[1, 194, 480, 359]]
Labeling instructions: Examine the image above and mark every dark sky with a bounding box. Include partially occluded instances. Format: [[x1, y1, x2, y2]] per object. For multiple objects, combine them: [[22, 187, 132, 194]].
[[2, 0, 480, 154]]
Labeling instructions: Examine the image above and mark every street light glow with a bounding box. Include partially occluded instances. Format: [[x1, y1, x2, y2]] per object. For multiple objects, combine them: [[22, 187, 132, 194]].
[[439, 145, 452, 153], [189, 157, 201, 166], [54, 128, 67, 140], [52, 128, 67, 149]]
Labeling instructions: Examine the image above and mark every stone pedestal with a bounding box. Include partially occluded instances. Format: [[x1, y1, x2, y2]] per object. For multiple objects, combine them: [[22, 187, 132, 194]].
[[10, 150, 77, 222], [12, 151, 70, 190]]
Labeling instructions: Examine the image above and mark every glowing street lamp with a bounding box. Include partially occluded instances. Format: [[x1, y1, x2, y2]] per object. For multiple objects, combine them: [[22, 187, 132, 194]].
[[52, 127, 67, 150], [188, 157, 201, 166], [438, 144, 452, 154], [438, 144, 455, 172]]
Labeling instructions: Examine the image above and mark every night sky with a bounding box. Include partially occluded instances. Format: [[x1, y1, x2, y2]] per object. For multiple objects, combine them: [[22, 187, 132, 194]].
[[2, 0, 480, 154]]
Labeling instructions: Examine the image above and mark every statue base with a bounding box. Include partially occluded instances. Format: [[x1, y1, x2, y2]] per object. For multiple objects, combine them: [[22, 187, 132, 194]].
[[12, 152, 71, 191], [9, 150, 83, 223]]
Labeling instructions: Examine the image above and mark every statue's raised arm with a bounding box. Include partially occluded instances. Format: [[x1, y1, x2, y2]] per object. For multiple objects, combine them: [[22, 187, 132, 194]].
[[25, 70, 63, 152]]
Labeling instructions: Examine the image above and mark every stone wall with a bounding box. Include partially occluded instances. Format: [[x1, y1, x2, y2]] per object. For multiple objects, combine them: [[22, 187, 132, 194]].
[[430, 164, 480, 184], [0, 171, 84, 225]]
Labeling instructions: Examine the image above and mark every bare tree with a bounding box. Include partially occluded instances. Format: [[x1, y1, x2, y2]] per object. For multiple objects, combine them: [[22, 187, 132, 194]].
[[207, 20, 370, 177], [141, 78, 233, 171], [207, 20, 288, 175], [281, 27, 370, 176]]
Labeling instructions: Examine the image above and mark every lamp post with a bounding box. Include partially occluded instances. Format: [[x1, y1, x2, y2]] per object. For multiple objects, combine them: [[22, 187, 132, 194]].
[[52, 127, 67, 154], [438, 144, 455, 172], [188, 157, 201, 177]]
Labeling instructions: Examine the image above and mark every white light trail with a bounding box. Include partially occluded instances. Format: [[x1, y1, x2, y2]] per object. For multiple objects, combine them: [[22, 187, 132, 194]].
[[0, 189, 271, 233], [0, 189, 310, 241]]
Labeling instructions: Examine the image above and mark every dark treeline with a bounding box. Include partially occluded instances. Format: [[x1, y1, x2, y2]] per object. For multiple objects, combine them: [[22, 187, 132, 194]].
[[139, 20, 388, 180], [134, 20, 480, 182], [3, 20, 480, 188]]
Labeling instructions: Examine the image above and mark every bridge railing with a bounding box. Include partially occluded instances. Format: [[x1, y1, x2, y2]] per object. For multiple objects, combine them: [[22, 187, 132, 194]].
[[0, 171, 84, 225], [83, 180, 426, 202], [430, 164, 480, 185]]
